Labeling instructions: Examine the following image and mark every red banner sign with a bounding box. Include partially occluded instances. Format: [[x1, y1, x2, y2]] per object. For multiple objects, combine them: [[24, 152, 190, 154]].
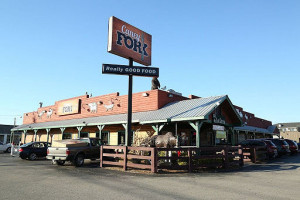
[[107, 16, 152, 66]]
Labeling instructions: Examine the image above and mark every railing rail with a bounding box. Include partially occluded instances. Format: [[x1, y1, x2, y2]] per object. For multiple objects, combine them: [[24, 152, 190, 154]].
[[100, 145, 244, 173]]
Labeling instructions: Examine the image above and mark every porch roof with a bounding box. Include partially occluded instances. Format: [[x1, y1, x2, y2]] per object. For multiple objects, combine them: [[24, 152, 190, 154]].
[[234, 125, 272, 134], [12, 95, 232, 131]]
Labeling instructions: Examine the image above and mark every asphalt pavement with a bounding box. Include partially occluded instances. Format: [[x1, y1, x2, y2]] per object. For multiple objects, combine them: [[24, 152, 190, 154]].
[[0, 152, 300, 200]]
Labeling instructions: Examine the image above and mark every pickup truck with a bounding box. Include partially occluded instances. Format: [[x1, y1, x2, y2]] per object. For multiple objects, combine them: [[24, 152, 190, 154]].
[[46, 138, 101, 167], [0, 142, 11, 153]]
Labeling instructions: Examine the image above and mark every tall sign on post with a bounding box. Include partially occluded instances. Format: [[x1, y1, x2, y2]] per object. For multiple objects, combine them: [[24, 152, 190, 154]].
[[104, 16, 156, 146], [108, 16, 152, 66]]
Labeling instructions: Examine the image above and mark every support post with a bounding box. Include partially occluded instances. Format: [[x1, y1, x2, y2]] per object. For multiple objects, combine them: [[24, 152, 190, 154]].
[[10, 131, 15, 144], [100, 145, 103, 168], [224, 146, 229, 169], [77, 126, 83, 139], [238, 145, 244, 167], [23, 130, 27, 144], [188, 148, 192, 173], [60, 127, 66, 140], [151, 124, 165, 135], [46, 128, 51, 143], [188, 121, 204, 147], [126, 58, 133, 147], [175, 122, 179, 147], [10, 131, 15, 156], [97, 125, 105, 140], [151, 148, 157, 173], [251, 147, 257, 163], [123, 146, 128, 171], [237, 130, 239, 145], [34, 129, 38, 142]]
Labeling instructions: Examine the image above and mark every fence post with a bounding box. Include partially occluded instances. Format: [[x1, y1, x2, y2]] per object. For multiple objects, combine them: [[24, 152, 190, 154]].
[[151, 148, 157, 173], [238, 145, 244, 167], [100, 145, 103, 168], [224, 146, 229, 169], [123, 146, 128, 171], [251, 147, 257, 163], [188, 148, 192, 173]]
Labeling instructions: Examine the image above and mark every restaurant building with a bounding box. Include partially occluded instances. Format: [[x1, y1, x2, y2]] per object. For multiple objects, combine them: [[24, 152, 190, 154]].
[[11, 89, 278, 147]]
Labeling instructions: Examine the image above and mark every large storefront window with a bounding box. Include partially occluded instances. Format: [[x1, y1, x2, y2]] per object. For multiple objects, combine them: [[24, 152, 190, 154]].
[[62, 133, 72, 140], [80, 132, 89, 138]]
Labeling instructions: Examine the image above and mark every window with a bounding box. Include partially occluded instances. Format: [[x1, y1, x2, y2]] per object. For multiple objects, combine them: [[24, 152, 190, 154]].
[[102, 131, 110, 145], [62, 133, 72, 140], [118, 131, 125, 145], [96, 131, 110, 145], [80, 132, 89, 138]]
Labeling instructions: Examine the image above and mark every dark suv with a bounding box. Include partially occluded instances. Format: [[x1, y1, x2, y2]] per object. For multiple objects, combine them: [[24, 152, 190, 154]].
[[284, 139, 298, 154], [239, 139, 268, 161], [261, 140, 278, 159], [269, 139, 290, 156]]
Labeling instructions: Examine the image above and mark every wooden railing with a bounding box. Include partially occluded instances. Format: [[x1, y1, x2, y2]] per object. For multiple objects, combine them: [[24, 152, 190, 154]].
[[100, 145, 244, 173], [100, 146, 157, 173], [155, 146, 243, 172], [242, 147, 267, 163]]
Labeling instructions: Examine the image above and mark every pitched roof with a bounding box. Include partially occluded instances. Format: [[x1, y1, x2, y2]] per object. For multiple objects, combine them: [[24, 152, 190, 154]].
[[12, 95, 239, 131], [275, 122, 300, 128]]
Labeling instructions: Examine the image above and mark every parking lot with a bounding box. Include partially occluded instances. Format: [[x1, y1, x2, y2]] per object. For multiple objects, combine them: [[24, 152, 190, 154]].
[[1, 153, 300, 200]]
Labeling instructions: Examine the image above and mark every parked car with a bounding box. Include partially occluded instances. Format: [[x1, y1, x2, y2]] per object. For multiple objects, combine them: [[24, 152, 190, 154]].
[[261, 140, 278, 159], [298, 143, 300, 152], [0, 142, 11, 153], [239, 139, 268, 160], [19, 142, 51, 160], [47, 138, 101, 167], [269, 139, 290, 156], [284, 139, 298, 154]]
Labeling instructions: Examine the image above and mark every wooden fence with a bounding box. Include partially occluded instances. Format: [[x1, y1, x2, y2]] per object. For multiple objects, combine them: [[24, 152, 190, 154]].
[[242, 147, 267, 163], [100, 145, 244, 173]]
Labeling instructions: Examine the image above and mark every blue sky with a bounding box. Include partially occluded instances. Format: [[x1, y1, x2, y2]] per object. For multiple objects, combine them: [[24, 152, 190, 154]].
[[0, 0, 299, 125]]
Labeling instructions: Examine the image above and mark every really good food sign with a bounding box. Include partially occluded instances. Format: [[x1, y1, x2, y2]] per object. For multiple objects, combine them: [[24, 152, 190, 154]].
[[107, 16, 152, 66]]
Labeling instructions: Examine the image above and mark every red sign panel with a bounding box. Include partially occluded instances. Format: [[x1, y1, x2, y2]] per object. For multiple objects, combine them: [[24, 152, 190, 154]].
[[107, 16, 152, 66]]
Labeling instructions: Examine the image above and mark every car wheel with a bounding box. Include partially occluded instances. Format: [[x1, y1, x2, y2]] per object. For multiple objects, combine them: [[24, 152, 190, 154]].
[[73, 154, 84, 167], [29, 153, 37, 161], [5, 147, 11, 153], [56, 160, 65, 166]]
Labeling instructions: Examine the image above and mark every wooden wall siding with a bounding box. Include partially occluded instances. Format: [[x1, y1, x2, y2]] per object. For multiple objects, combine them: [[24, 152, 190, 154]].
[[23, 90, 188, 125]]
